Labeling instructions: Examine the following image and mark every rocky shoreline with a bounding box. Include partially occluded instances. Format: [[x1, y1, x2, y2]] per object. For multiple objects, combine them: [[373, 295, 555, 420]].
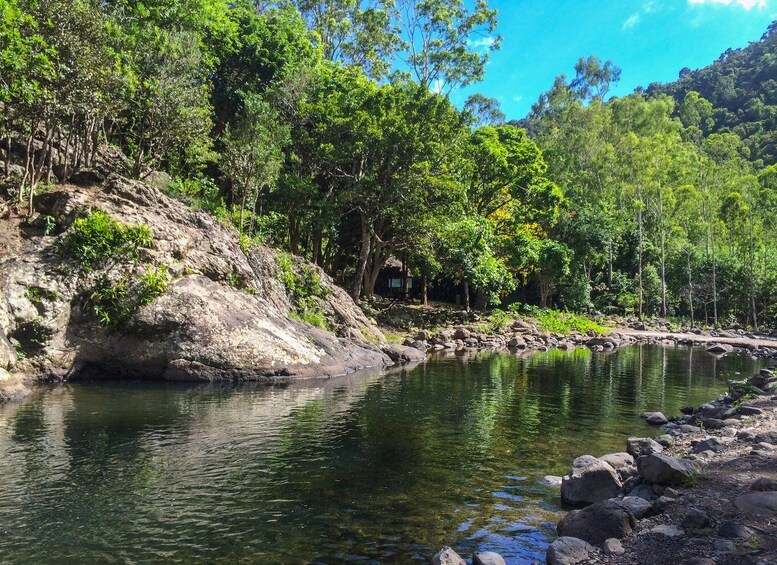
[[396, 317, 777, 361], [543, 358, 777, 565]]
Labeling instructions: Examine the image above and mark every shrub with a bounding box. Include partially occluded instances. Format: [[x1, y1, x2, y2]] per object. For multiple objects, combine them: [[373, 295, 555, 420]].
[[508, 302, 608, 335], [277, 252, 331, 330], [58, 210, 153, 269], [91, 264, 170, 328]]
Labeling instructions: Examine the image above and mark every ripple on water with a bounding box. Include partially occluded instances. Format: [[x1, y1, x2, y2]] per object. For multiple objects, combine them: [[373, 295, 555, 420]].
[[0, 346, 765, 563]]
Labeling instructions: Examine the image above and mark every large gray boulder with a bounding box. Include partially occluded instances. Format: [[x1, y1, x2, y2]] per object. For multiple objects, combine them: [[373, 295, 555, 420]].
[[637, 454, 695, 486], [557, 500, 636, 544], [618, 496, 652, 518], [546, 537, 593, 565], [0, 329, 17, 370], [561, 455, 623, 506], [626, 437, 664, 458]]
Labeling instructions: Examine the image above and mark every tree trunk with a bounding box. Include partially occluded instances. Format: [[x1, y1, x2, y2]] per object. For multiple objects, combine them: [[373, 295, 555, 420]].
[[711, 225, 718, 327], [687, 249, 694, 327], [352, 211, 371, 302], [4, 133, 10, 178], [637, 208, 643, 319], [463, 280, 470, 312], [422, 272, 428, 306]]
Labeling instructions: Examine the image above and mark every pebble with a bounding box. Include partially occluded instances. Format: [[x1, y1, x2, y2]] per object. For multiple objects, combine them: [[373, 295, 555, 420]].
[[602, 538, 625, 556]]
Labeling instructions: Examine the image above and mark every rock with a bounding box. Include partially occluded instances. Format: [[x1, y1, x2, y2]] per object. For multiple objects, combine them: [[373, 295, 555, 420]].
[[647, 524, 685, 538], [68, 167, 105, 186], [542, 475, 563, 487], [682, 508, 711, 530], [472, 552, 506, 565], [561, 455, 623, 506], [685, 559, 716, 565], [600, 452, 636, 480], [627, 437, 664, 458], [0, 329, 17, 370], [706, 343, 734, 354], [751, 477, 777, 491], [1, 178, 399, 388], [507, 336, 525, 348], [637, 454, 695, 485], [628, 484, 655, 501], [641, 411, 668, 425], [586, 336, 620, 350], [546, 537, 593, 565], [655, 434, 674, 447], [431, 546, 466, 565], [618, 496, 652, 519], [602, 538, 625, 556], [703, 418, 725, 430], [713, 538, 736, 552], [733, 491, 777, 516], [557, 500, 635, 544], [690, 438, 724, 454], [738, 405, 763, 416], [453, 328, 470, 340], [717, 521, 754, 540], [754, 431, 777, 444]]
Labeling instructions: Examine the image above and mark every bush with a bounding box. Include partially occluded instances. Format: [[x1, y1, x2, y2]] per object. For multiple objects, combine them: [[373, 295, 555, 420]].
[[91, 264, 170, 328], [59, 210, 153, 269], [277, 252, 331, 330]]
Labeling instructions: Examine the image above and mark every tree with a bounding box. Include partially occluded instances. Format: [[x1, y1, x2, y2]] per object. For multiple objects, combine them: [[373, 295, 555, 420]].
[[463, 93, 504, 126], [221, 94, 289, 233], [394, 0, 501, 94]]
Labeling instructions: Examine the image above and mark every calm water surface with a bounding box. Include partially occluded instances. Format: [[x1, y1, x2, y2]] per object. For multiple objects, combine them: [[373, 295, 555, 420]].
[[0, 345, 764, 564]]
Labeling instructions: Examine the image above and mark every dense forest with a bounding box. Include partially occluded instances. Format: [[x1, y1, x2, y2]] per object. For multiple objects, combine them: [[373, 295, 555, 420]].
[[1, 0, 775, 328]]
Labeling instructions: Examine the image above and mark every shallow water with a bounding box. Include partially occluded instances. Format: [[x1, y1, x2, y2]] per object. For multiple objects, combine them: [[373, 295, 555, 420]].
[[0, 345, 764, 564]]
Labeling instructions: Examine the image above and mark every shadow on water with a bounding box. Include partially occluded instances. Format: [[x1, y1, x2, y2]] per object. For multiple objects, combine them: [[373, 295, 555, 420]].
[[0, 345, 765, 564]]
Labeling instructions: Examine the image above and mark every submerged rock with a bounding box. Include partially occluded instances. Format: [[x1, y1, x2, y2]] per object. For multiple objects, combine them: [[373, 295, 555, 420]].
[[472, 551, 506, 565]]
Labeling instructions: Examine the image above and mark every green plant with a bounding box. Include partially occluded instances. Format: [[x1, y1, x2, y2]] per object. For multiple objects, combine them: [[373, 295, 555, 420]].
[[25, 285, 59, 304], [43, 215, 56, 235], [225, 272, 256, 294], [58, 210, 153, 269], [488, 308, 510, 332], [277, 252, 331, 330], [683, 466, 704, 488], [91, 264, 171, 328], [238, 233, 252, 254], [138, 265, 170, 304]]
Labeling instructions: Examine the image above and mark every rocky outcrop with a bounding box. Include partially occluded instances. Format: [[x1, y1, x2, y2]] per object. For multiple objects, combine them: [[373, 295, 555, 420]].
[[0, 176, 421, 396]]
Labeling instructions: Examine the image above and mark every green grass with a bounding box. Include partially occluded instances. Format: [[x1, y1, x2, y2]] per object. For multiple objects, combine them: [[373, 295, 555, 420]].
[[508, 303, 609, 335]]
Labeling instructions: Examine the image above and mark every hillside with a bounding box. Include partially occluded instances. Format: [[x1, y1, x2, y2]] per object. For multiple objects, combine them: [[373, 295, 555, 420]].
[[647, 21, 777, 166]]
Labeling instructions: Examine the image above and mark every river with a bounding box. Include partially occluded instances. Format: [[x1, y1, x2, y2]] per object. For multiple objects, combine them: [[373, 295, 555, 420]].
[[0, 345, 764, 564]]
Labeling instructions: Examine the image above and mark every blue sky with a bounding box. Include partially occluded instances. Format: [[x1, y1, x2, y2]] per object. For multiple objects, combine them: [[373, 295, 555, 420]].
[[454, 0, 777, 120]]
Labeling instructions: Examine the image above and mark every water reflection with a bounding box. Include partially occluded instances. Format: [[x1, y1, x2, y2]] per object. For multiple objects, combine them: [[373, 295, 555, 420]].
[[0, 345, 763, 564]]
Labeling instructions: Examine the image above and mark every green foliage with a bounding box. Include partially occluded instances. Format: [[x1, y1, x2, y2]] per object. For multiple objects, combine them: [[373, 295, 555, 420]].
[[509, 303, 608, 335], [58, 211, 153, 269], [25, 286, 59, 304], [276, 252, 331, 329], [91, 264, 170, 328]]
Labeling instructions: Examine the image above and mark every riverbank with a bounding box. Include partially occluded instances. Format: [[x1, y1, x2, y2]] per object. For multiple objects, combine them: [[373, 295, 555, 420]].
[[545, 359, 777, 565]]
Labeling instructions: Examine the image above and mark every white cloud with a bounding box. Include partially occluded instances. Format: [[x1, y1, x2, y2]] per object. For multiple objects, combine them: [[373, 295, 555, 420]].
[[431, 79, 445, 95], [688, 0, 767, 9], [622, 12, 641, 29], [468, 36, 497, 52], [512, 95, 523, 103]]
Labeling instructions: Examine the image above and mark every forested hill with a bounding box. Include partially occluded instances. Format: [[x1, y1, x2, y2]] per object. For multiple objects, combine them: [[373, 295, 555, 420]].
[[647, 21, 777, 167]]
